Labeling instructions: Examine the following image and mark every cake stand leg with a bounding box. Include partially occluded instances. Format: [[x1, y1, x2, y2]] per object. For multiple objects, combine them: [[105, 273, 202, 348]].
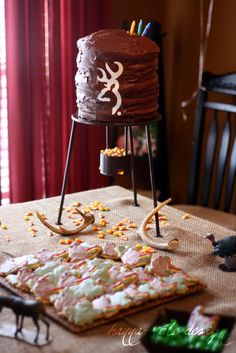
[[56, 119, 77, 225], [106, 126, 109, 148], [124, 126, 128, 154], [129, 126, 139, 207], [145, 124, 161, 237]]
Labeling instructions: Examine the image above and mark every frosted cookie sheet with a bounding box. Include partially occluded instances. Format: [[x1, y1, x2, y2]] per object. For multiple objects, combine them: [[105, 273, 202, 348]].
[[0, 243, 206, 334], [0, 276, 206, 333]]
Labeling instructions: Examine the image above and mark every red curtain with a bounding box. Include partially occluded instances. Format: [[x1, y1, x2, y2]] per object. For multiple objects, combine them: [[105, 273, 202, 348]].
[[5, 0, 110, 203]]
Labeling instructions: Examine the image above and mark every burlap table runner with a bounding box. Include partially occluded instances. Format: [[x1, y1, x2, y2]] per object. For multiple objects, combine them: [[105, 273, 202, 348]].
[[0, 186, 235, 353]]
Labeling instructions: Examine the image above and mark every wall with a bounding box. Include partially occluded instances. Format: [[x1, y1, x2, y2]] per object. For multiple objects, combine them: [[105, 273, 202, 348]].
[[111, 0, 236, 203]]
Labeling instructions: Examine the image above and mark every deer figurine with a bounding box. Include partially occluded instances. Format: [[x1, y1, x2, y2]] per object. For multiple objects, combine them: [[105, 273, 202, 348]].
[[0, 295, 50, 343]]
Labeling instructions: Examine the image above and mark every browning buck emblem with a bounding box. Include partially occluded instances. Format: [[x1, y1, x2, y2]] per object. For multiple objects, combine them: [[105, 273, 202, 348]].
[[97, 61, 123, 116]]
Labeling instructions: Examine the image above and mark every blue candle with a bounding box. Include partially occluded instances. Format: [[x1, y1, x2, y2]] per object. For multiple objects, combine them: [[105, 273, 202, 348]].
[[142, 22, 151, 36]]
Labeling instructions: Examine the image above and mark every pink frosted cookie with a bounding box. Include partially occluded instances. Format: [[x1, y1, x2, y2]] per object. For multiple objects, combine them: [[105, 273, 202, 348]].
[[57, 271, 81, 288], [134, 267, 152, 284], [37, 248, 68, 262], [0, 259, 21, 276], [108, 264, 137, 286], [121, 248, 151, 268], [0, 255, 40, 276], [145, 255, 180, 276], [187, 305, 219, 335], [68, 242, 101, 261], [53, 292, 79, 312], [109, 280, 125, 293], [101, 243, 120, 260], [31, 275, 59, 302], [108, 263, 124, 278], [13, 267, 39, 291]]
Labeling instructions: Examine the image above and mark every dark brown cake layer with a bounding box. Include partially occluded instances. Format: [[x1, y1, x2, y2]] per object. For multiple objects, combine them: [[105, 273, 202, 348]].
[[75, 29, 159, 123]]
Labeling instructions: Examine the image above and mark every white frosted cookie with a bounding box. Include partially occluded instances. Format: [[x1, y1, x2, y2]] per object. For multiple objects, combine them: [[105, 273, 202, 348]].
[[125, 284, 149, 304], [88, 257, 113, 270], [60, 278, 104, 300], [108, 291, 131, 309], [138, 283, 159, 299], [83, 267, 110, 283], [63, 300, 101, 325], [162, 273, 188, 294], [5, 274, 18, 287], [171, 271, 200, 286], [34, 261, 60, 277], [92, 295, 120, 318]]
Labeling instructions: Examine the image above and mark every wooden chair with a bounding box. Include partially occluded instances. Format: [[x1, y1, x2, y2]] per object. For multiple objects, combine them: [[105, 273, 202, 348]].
[[175, 72, 236, 231]]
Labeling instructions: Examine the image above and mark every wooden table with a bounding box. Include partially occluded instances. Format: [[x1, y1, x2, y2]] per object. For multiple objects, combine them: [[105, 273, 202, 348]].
[[0, 186, 235, 353]]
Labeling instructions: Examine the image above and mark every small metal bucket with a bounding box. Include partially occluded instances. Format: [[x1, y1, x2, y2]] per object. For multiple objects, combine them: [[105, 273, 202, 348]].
[[99, 153, 131, 176]]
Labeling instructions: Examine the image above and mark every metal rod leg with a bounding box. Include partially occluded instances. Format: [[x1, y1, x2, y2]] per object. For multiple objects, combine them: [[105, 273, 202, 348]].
[[145, 124, 161, 237], [129, 126, 138, 206], [56, 120, 77, 225], [125, 126, 128, 154], [106, 126, 109, 149]]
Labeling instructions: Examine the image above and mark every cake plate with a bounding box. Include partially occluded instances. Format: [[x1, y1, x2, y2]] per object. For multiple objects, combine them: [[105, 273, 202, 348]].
[[56, 112, 162, 237]]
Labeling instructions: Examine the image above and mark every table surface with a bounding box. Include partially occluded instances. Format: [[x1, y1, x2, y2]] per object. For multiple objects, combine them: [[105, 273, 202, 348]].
[[0, 186, 235, 353]]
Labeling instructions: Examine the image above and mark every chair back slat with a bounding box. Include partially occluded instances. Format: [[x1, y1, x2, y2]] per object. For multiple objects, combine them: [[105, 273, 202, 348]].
[[204, 101, 236, 113], [225, 136, 236, 211], [202, 111, 218, 206], [187, 90, 206, 204], [188, 72, 236, 213], [214, 116, 230, 209]]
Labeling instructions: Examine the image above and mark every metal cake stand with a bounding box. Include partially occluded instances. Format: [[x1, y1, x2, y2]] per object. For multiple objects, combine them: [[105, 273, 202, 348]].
[[56, 112, 162, 236]]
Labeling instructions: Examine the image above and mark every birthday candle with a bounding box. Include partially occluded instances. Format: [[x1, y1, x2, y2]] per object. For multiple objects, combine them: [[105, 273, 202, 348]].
[[129, 20, 136, 35], [137, 19, 143, 35], [142, 22, 151, 36]]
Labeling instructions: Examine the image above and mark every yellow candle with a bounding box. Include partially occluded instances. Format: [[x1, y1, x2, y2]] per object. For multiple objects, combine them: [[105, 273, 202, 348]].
[[129, 20, 136, 35]]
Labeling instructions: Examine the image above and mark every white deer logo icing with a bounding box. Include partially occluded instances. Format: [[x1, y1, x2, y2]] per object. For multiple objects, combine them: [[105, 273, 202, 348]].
[[97, 61, 123, 116]]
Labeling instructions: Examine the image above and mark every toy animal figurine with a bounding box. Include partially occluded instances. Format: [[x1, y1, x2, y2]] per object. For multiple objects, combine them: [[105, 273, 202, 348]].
[[0, 295, 49, 343], [205, 233, 236, 271]]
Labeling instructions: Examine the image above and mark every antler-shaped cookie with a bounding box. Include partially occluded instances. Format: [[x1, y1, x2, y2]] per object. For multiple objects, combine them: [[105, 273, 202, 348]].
[[137, 198, 179, 250], [36, 208, 95, 236]]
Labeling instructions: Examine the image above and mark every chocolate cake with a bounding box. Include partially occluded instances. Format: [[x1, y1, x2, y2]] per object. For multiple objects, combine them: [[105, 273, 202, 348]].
[[75, 29, 159, 123]]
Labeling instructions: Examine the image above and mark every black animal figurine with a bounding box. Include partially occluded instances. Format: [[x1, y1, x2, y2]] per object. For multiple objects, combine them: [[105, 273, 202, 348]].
[[0, 295, 50, 343], [205, 233, 236, 271]]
